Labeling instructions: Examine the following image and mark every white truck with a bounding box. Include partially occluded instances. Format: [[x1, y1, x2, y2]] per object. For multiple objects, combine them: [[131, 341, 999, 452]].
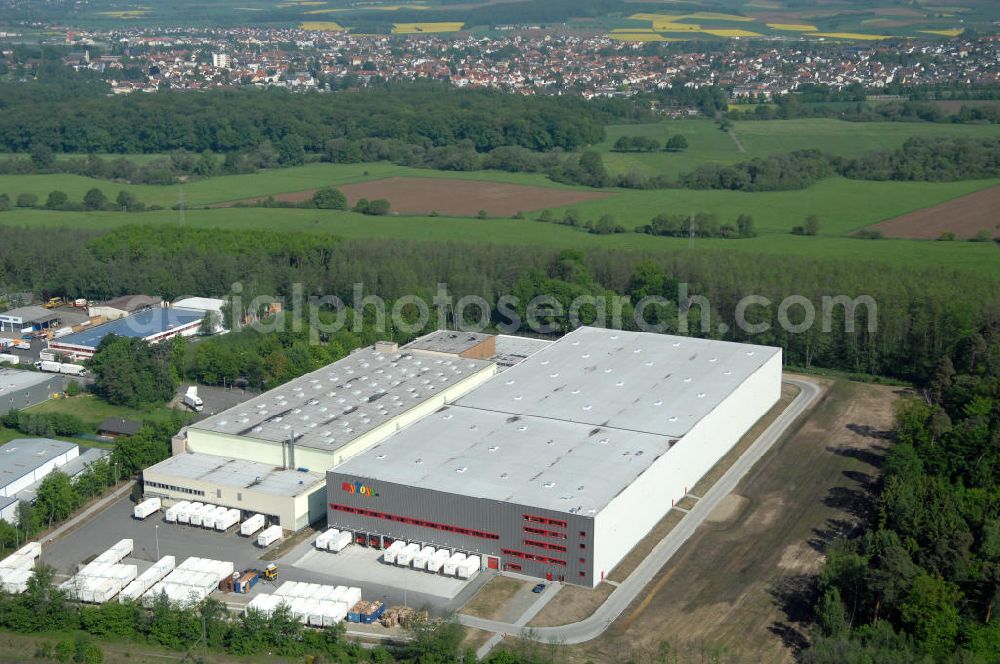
[[35, 361, 87, 376], [183, 386, 204, 412], [133, 498, 161, 520]]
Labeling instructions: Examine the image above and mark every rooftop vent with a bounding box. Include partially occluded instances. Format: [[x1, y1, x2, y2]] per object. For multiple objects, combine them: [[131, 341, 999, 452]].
[[543, 482, 555, 488], [456, 467, 467, 473]]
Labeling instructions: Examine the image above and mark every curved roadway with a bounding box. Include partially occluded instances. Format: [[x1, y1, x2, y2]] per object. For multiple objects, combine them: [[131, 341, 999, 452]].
[[458, 376, 823, 647]]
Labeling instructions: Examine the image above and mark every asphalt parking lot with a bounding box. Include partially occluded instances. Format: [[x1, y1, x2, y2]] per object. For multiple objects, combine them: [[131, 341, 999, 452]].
[[42, 494, 489, 614]]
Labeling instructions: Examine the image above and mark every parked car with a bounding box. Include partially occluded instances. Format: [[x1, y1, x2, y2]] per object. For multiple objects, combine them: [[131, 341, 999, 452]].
[[532, 583, 546, 594]]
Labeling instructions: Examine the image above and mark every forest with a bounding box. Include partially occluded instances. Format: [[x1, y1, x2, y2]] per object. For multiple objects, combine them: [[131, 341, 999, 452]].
[[806, 320, 1000, 662], [0, 82, 641, 154], [2, 224, 998, 385]]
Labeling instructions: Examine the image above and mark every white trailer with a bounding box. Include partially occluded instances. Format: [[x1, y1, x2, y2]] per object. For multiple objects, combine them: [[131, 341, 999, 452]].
[[395, 542, 420, 567], [427, 549, 450, 573], [0, 353, 19, 365], [59, 363, 87, 376], [177, 502, 202, 524], [133, 498, 161, 520], [215, 509, 240, 532], [164, 501, 190, 523], [257, 525, 283, 548], [382, 540, 405, 564], [315, 528, 338, 550], [327, 530, 352, 553], [457, 555, 481, 579], [413, 546, 436, 570], [443, 552, 467, 576], [240, 513, 265, 536], [38, 360, 62, 373], [183, 386, 204, 413]]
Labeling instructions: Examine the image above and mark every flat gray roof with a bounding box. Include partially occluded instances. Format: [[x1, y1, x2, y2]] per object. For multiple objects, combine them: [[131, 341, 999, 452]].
[[404, 330, 493, 355], [190, 347, 494, 453], [0, 368, 58, 398], [16, 447, 110, 504], [491, 334, 552, 370], [0, 438, 77, 491], [334, 327, 781, 514], [145, 452, 325, 497], [0, 305, 56, 324], [457, 327, 780, 438]]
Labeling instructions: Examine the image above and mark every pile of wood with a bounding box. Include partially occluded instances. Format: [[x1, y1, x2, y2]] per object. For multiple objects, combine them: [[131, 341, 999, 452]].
[[380, 605, 427, 628]]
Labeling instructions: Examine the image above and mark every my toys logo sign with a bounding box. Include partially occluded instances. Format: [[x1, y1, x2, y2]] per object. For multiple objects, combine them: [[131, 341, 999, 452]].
[[342, 481, 375, 497]]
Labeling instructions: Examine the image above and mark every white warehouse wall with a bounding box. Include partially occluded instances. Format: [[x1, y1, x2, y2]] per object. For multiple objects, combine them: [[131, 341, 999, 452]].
[[592, 351, 782, 583]]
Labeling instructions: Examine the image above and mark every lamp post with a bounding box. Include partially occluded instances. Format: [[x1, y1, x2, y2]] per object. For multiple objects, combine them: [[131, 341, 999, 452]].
[[154, 524, 160, 560]]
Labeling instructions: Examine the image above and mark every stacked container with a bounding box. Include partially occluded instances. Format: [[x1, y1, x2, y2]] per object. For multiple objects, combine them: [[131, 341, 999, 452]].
[[132, 498, 161, 520], [143, 556, 235, 607], [240, 514, 266, 536], [59, 539, 137, 603], [0, 542, 41, 594], [252, 580, 360, 626], [327, 530, 352, 552], [118, 556, 176, 603]]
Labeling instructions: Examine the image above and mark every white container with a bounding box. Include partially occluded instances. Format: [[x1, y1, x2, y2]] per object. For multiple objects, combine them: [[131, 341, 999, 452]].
[[382, 540, 405, 564], [427, 549, 450, 573], [413, 546, 436, 570], [240, 514, 265, 536], [328, 530, 352, 553], [444, 552, 467, 576], [257, 525, 282, 548], [315, 528, 338, 550], [0, 353, 19, 365], [216, 509, 240, 531], [133, 498, 161, 520], [164, 501, 190, 523], [396, 542, 420, 567], [178, 502, 202, 524]]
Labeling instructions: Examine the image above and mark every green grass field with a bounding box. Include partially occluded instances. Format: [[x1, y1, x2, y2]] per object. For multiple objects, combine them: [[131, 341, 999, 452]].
[[27, 395, 187, 431], [598, 118, 1000, 178]]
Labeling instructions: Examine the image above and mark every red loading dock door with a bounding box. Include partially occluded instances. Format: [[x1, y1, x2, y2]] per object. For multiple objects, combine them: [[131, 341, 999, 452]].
[[355, 532, 367, 546], [487, 556, 499, 570], [368, 534, 381, 548]]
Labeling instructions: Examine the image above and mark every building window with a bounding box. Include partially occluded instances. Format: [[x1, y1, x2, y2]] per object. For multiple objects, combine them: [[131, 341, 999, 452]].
[[523, 514, 567, 528], [144, 481, 205, 497], [579, 558, 586, 564], [579, 531, 587, 537], [524, 539, 567, 553], [501, 548, 566, 567], [523, 526, 567, 539], [579, 571, 586, 578], [329, 503, 499, 541], [237, 492, 242, 501], [216, 489, 222, 498], [579, 543, 586, 550]]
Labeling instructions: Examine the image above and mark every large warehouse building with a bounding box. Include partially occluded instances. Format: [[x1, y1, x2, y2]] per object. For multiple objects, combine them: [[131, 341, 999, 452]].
[[327, 327, 781, 586], [1, 368, 67, 413]]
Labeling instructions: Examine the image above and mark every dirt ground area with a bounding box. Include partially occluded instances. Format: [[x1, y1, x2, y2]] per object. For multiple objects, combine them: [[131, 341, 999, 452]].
[[528, 582, 616, 628], [559, 378, 905, 664], [337, 177, 612, 216], [870, 184, 1000, 239], [461, 576, 529, 621], [461, 626, 495, 653]]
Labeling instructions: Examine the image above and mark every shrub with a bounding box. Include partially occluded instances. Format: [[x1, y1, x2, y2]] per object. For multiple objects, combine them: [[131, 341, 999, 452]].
[[16, 193, 38, 207]]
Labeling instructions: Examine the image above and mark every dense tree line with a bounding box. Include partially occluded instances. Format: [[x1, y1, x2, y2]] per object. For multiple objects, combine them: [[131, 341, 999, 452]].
[[726, 91, 1000, 124], [806, 320, 1000, 662], [0, 82, 641, 155], [678, 137, 1000, 191], [2, 225, 998, 383]]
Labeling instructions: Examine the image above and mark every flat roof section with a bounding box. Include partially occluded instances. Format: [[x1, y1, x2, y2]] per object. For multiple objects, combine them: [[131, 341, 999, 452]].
[[190, 347, 494, 453], [334, 405, 670, 515], [456, 327, 780, 438], [0, 368, 59, 399], [404, 330, 493, 355], [145, 452, 325, 497], [491, 334, 552, 371], [52, 307, 204, 349], [0, 305, 58, 324], [0, 438, 77, 490]]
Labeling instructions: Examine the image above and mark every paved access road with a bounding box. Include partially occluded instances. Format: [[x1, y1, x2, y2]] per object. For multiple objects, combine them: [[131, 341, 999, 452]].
[[458, 376, 823, 646]]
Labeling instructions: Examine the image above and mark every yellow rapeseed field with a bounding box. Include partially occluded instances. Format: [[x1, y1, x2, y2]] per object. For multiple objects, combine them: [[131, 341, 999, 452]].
[[300, 20, 346, 30], [392, 22, 463, 34], [767, 23, 819, 32]]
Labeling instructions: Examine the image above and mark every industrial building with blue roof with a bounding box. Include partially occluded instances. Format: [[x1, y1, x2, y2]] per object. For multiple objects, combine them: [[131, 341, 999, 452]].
[[48, 306, 205, 359]]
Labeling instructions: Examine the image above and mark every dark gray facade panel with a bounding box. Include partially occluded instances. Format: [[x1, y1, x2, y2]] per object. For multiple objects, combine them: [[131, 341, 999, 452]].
[[328, 470, 597, 585], [1, 376, 67, 413]]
